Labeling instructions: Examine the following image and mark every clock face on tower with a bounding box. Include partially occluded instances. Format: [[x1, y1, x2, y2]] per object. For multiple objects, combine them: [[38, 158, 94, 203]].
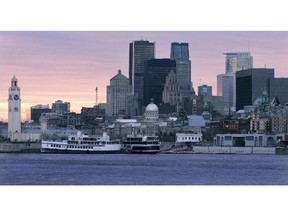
[[13, 94, 19, 100]]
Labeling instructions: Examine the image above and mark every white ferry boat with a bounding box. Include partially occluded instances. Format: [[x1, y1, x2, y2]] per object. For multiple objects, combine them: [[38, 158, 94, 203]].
[[41, 131, 121, 154], [122, 133, 160, 154], [176, 133, 202, 144]]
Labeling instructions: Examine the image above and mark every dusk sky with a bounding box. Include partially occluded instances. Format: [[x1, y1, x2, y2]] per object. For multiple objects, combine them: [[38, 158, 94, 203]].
[[1, 31, 288, 121]]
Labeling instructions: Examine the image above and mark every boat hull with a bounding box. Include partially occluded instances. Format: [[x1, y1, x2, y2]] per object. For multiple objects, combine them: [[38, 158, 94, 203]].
[[122, 144, 160, 154], [41, 148, 121, 154], [41, 141, 122, 154]]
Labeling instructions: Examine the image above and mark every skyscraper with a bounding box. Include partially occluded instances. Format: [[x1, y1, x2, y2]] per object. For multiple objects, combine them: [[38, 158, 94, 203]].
[[217, 74, 234, 113], [236, 68, 274, 111], [129, 40, 155, 113], [106, 70, 133, 116], [218, 52, 253, 114], [170, 42, 192, 99], [145, 58, 176, 105], [224, 52, 253, 74]]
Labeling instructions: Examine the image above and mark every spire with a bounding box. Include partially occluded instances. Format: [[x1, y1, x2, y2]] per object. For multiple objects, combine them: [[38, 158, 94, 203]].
[[11, 75, 18, 87]]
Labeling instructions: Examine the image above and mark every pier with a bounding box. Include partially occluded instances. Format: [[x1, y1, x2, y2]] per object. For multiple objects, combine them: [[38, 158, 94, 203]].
[[0, 142, 41, 153]]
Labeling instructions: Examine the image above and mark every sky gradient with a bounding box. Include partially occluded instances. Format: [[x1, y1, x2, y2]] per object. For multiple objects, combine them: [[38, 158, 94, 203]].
[[0, 31, 288, 121]]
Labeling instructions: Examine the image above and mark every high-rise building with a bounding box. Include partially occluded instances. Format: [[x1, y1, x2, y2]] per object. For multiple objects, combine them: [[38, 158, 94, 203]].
[[106, 70, 133, 116], [31, 104, 51, 124], [162, 70, 180, 106], [217, 74, 234, 114], [170, 42, 192, 99], [51, 100, 70, 114], [218, 52, 253, 114], [145, 58, 176, 105], [198, 85, 212, 102], [224, 52, 253, 75], [236, 68, 274, 111], [129, 40, 155, 113], [270, 78, 288, 105]]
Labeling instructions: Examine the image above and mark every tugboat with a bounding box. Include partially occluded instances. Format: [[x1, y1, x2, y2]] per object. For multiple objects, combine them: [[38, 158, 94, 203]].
[[41, 131, 121, 154]]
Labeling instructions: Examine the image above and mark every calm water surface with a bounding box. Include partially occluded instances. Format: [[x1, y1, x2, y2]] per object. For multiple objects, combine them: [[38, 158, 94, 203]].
[[1, 153, 288, 185]]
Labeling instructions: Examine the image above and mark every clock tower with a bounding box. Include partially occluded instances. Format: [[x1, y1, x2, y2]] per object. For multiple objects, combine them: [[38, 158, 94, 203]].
[[8, 75, 21, 142]]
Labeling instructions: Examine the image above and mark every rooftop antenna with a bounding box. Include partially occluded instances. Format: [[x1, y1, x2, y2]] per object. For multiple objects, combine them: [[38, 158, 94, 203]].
[[248, 38, 250, 53], [95, 87, 98, 106]]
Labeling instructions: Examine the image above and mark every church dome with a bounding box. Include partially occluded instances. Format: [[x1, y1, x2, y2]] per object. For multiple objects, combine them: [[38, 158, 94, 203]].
[[145, 99, 159, 121], [145, 99, 158, 112]]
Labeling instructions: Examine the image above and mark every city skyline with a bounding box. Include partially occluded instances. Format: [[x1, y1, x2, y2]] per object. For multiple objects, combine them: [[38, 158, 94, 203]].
[[1, 31, 288, 121]]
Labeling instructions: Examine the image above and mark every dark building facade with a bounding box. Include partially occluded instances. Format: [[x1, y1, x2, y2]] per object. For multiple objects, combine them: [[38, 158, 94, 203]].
[[31, 105, 51, 124], [144, 59, 176, 105], [236, 68, 274, 111], [270, 78, 288, 105], [170, 42, 192, 98], [129, 40, 155, 114]]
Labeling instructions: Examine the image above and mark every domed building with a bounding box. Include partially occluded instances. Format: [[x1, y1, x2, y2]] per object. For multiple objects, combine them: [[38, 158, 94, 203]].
[[144, 99, 159, 121]]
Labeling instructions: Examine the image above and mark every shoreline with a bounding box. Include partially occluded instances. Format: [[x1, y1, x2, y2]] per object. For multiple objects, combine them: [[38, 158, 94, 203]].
[[0, 142, 278, 155]]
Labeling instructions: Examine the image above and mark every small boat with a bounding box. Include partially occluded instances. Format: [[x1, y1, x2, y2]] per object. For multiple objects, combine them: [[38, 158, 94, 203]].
[[275, 140, 288, 155], [41, 131, 121, 154], [122, 133, 160, 154]]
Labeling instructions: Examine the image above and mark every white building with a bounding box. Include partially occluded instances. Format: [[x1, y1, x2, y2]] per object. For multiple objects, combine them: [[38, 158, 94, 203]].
[[8, 76, 40, 142], [162, 70, 180, 105], [214, 133, 284, 147], [8, 75, 21, 141], [176, 133, 202, 144], [106, 70, 133, 116], [144, 99, 159, 121]]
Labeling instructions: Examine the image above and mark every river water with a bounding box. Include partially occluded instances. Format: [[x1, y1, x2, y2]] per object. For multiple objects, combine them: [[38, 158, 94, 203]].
[[0, 153, 288, 185]]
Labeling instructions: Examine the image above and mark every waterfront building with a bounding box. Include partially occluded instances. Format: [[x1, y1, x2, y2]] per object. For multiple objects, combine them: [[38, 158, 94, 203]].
[[30, 104, 51, 124], [145, 59, 176, 105], [170, 42, 192, 99], [176, 133, 202, 144], [214, 133, 284, 147], [51, 100, 70, 114], [236, 68, 275, 111], [106, 70, 133, 116], [162, 70, 181, 106], [129, 40, 155, 114]]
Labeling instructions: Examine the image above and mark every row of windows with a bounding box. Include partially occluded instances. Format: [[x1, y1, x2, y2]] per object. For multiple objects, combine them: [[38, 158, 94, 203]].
[[179, 136, 201, 141], [50, 144, 93, 149]]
